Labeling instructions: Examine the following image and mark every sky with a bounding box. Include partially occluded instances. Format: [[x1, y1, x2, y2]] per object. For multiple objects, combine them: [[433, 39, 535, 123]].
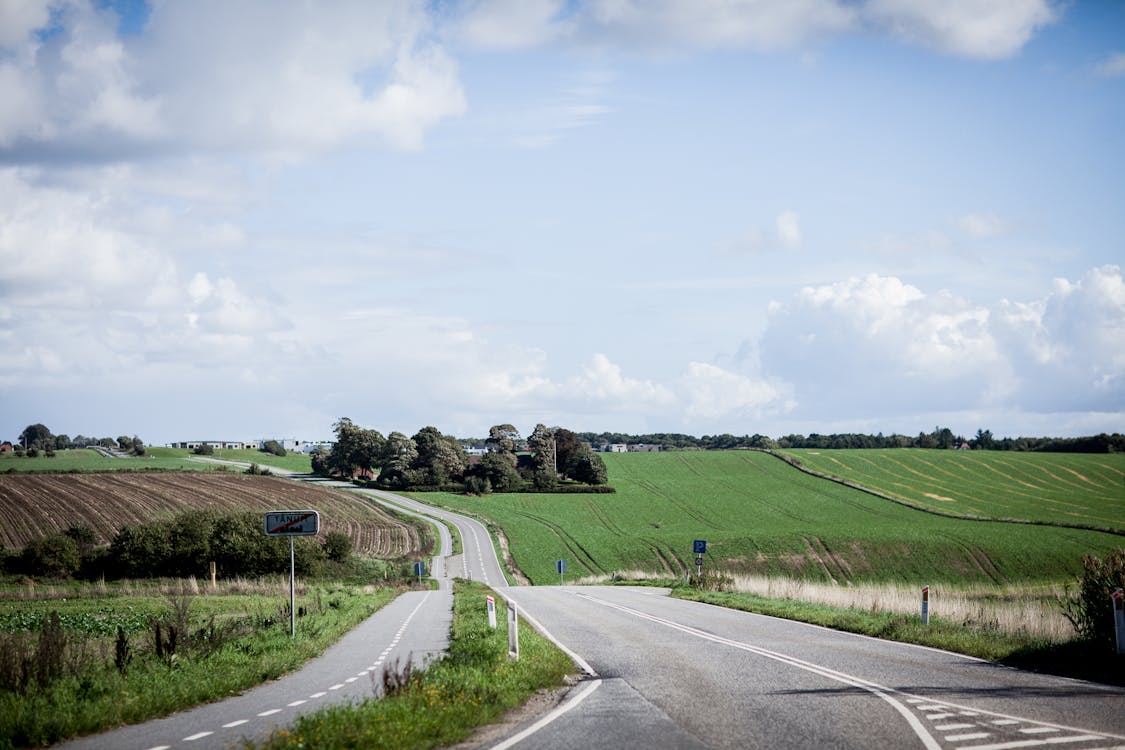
[[1, 0, 1123, 446]]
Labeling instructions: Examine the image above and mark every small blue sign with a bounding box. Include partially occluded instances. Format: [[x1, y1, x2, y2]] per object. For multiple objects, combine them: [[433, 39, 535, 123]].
[[556, 559, 567, 574], [413, 561, 425, 577], [693, 539, 707, 554]]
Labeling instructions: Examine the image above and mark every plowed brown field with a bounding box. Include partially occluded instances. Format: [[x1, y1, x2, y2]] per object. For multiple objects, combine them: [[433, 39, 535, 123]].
[[0, 473, 425, 558]]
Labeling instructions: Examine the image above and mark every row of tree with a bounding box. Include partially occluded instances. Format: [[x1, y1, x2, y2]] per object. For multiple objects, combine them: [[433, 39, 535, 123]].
[[12, 424, 146, 456], [577, 428, 1125, 453], [2, 513, 353, 580], [314, 420, 608, 493]]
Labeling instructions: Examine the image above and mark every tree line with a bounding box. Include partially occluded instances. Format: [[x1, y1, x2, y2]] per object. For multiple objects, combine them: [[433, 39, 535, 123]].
[[578, 428, 1125, 453], [9, 424, 146, 457], [315, 419, 608, 494]]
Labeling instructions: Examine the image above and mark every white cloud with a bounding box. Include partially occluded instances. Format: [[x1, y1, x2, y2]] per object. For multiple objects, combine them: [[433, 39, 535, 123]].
[[760, 268, 1125, 422], [1095, 51, 1125, 77], [776, 210, 802, 248], [678, 362, 789, 419], [0, 0, 50, 47], [0, 1, 467, 160], [457, 0, 572, 50], [863, 0, 1057, 59], [957, 212, 1006, 238]]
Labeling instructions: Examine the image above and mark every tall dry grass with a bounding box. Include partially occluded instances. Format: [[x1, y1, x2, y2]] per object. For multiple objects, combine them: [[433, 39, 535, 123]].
[[577, 569, 1075, 642]]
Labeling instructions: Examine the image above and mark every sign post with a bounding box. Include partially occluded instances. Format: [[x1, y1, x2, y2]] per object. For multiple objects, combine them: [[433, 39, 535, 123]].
[[556, 558, 567, 586], [693, 540, 707, 577], [1113, 588, 1125, 655], [486, 595, 497, 629], [507, 600, 519, 660], [264, 511, 320, 638], [921, 585, 930, 626]]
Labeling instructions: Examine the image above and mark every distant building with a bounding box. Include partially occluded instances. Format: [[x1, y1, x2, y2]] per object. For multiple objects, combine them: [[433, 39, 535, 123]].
[[300, 442, 334, 454], [628, 444, 662, 452], [168, 440, 257, 450], [606, 444, 628, 453], [463, 446, 488, 456], [0, 441, 13, 453]]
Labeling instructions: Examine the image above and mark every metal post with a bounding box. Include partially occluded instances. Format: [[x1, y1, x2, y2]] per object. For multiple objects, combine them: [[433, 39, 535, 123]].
[[289, 536, 296, 638], [1113, 588, 1124, 655], [921, 585, 930, 626]]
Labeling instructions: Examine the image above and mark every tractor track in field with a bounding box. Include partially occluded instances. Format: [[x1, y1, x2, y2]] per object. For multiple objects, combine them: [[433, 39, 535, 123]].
[[510, 510, 607, 576]]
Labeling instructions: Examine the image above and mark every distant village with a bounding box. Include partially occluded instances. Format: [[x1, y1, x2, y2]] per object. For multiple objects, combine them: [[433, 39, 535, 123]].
[[164, 439, 664, 455]]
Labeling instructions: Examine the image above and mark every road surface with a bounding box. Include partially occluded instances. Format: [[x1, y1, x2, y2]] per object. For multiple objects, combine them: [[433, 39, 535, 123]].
[[54, 467, 1125, 750]]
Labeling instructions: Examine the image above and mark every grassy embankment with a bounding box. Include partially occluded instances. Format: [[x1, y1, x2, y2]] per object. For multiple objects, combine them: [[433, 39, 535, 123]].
[[411, 450, 1124, 680], [248, 580, 574, 750], [0, 579, 400, 749], [419, 450, 1125, 587]]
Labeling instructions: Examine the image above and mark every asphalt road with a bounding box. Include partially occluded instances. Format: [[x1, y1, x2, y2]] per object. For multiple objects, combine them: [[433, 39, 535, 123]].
[[53, 467, 1125, 750], [492, 586, 1125, 750]]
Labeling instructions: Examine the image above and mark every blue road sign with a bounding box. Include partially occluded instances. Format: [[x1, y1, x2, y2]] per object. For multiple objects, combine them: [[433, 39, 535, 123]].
[[693, 539, 707, 554], [414, 561, 425, 577], [556, 559, 567, 574]]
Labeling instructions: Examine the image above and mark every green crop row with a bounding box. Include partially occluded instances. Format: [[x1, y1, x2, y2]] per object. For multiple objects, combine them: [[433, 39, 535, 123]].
[[417, 451, 1125, 586]]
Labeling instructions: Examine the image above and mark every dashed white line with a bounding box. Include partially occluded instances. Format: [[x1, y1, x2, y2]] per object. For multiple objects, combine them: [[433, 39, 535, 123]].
[[957, 736, 1103, 750], [947, 732, 991, 742], [345, 677, 358, 683], [288, 700, 307, 707], [936, 723, 976, 730], [184, 731, 213, 741], [258, 708, 282, 717], [329, 683, 345, 690], [145, 746, 171, 750], [992, 720, 1021, 726], [222, 720, 248, 728], [309, 691, 327, 698]]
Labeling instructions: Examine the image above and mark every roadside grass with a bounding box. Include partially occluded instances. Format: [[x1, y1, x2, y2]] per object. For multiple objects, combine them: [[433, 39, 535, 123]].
[[671, 586, 1125, 687], [415, 451, 1124, 587], [0, 581, 399, 749], [0, 449, 212, 473], [247, 580, 575, 750], [780, 448, 1125, 533], [149, 447, 314, 473]]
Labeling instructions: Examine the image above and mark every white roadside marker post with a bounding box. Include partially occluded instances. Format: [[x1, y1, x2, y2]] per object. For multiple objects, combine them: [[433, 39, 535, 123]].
[[507, 600, 519, 660], [1113, 588, 1125, 655], [921, 585, 930, 626], [486, 595, 497, 629]]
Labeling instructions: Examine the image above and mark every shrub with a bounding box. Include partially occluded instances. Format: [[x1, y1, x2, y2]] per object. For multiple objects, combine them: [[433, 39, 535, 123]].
[[193, 444, 214, 455], [261, 440, 287, 457], [20, 534, 81, 578], [1061, 548, 1125, 651], [323, 531, 353, 562]]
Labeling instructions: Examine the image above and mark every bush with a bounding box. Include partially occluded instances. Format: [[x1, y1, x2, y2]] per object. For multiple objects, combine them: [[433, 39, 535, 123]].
[[323, 531, 353, 562], [20, 534, 80, 578], [261, 440, 287, 457], [1061, 548, 1125, 651], [193, 444, 214, 455]]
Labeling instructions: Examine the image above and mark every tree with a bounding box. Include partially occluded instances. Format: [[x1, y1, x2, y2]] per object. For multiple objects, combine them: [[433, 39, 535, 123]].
[[18, 424, 52, 451], [473, 450, 522, 492], [116, 436, 132, 451], [327, 418, 386, 479], [411, 426, 467, 485], [323, 531, 353, 562], [377, 432, 419, 489], [527, 424, 558, 489], [262, 440, 287, 457], [486, 424, 521, 454], [973, 429, 994, 450], [131, 436, 145, 456], [54, 434, 71, 450], [566, 443, 607, 485], [20, 534, 80, 578]]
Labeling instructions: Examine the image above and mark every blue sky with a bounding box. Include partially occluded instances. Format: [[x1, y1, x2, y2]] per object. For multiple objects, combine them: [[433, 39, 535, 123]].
[[1, 0, 1122, 445]]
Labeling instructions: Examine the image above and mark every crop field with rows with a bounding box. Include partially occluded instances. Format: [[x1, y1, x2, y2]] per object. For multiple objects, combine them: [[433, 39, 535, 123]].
[[0, 472, 424, 559], [422, 450, 1125, 586]]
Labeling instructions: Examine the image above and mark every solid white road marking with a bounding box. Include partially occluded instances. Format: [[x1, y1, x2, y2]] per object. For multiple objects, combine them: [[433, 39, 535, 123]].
[[937, 724, 977, 730], [222, 720, 249, 728], [958, 736, 1104, 750], [184, 732, 213, 741], [1020, 728, 1061, 734], [947, 732, 991, 741], [488, 679, 603, 750]]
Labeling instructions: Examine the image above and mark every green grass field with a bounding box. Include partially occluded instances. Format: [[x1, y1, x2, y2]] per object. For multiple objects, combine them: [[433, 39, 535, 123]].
[[781, 449, 1125, 532], [0, 448, 312, 474], [417, 451, 1125, 587]]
